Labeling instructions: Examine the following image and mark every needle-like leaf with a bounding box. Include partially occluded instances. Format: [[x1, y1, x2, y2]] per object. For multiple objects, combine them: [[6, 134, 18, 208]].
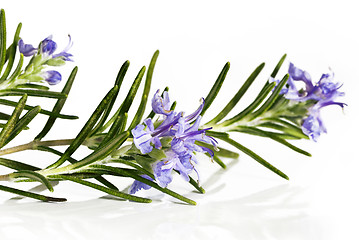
[[0, 22, 21, 81], [46, 87, 118, 169], [0, 9, 6, 76], [215, 135, 289, 180], [0, 94, 27, 148], [12, 170, 54, 192], [129, 50, 159, 130], [0, 184, 66, 202], [35, 66, 78, 140], [201, 62, 230, 116], [49, 174, 151, 203], [206, 62, 265, 125]]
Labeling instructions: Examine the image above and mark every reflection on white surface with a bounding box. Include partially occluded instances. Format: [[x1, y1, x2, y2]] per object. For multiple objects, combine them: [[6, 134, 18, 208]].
[[0, 156, 351, 240], [0, 182, 336, 240]]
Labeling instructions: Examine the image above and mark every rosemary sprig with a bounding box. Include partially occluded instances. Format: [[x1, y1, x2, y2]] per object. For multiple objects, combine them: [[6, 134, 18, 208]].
[[0, 9, 345, 204]]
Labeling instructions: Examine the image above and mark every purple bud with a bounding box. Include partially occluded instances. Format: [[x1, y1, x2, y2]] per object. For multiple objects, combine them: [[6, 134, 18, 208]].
[[18, 39, 38, 57], [41, 36, 57, 55], [42, 70, 62, 85], [152, 90, 172, 115]]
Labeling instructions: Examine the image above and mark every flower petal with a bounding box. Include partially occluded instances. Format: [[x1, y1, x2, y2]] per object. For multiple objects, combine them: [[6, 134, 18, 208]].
[[129, 175, 153, 194], [18, 39, 38, 57]]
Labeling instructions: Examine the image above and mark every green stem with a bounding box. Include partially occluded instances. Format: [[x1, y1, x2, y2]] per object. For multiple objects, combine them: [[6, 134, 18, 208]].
[[0, 138, 76, 156]]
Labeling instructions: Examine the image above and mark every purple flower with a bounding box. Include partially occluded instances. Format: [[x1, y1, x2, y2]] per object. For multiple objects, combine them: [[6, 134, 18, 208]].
[[129, 175, 153, 194], [153, 158, 174, 188], [42, 70, 62, 85], [41, 36, 58, 55], [18, 39, 38, 57], [131, 118, 162, 154], [273, 63, 345, 141], [52, 35, 74, 61], [40, 35, 73, 61], [153, 150, 198, 188], [130, 91, 217, 192], [172, 115, 218, 157], [152, 90, 172, 115], [288, 62, 314, 92], [302, 113, 326, 142]]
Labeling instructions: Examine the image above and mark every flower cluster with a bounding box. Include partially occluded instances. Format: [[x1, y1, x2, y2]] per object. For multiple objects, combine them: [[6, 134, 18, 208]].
[[129, 90, 217, 194], [271, 63, 345, 141], [17, 35, 73, 85]]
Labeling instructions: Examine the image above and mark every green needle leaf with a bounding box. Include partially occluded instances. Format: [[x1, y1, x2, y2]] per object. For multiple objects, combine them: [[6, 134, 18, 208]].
[[4, 105, 41, 146], [121, 66, 146, 118], [201, 62, 230, 116], [173, 169, 205, 193], [271, 54, 287, 78], [49, 174, 151, 203], [0, 9, 6, 76], [46, 86, 118, 169], [234, 126, 311, 156], [97, 65, 145, 135], [0, 112, 10, 120], [6, 53, 23, 83], [90, 60, 129, 136], [69, 131, 129, 170], [129, 50, 159, 130], [255, 54, 287, 98], [0, 184, 66, 202], [258, 122, 306, 139], [260, 118, 309, 139], [0, 98, 78, 119], [91, 165, 197, 205], [216, 135, 289, 180], [206, 62, 265, 125], [212, 155, 227, 169], [37, 146, 118, 190], [35, 66, 78, 140], [15, 83, 50, 90], [196, 141, 240, 159], [222, 82, 276, 125], [12, 170, 54, 192], [110, 158, 154, 180], [250, 74, 288, 120], [0, 22, 21, 81], [0, 89, 67, 99], [98, 112, 127, 148], [0, 157, 40, 171], [0, 94, 27, 148]]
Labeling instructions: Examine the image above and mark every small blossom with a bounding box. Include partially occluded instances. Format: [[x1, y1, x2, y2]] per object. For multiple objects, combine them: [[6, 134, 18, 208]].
[[40, 35, 73, 61], [288, 62, 314, 92], [129, 175, 153, 194], [273, 63, 345, 141], [152, 89, 172, 115], [153, 158, 174, 188], [302, 113, 326, 142], [42, 70, 62, 85], [18, 39, 38, 57], [131, 121, 156, 154], [52, 35, 73, 61], [130, 91, 217, 192], [41, 35, 57, 55]]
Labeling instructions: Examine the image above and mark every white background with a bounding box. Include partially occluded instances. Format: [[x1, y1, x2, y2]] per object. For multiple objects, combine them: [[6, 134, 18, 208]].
[[1, 0, 358, 239]]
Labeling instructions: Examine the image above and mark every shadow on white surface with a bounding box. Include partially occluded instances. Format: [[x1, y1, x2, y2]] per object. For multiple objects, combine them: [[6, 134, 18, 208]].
[[0, 183, 336, 240]]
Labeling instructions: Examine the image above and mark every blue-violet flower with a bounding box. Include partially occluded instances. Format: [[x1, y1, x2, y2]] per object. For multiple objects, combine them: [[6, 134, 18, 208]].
[[273, 63, 345, 141], [130, 90, 217, 193], [42, 70, 62, 85], [18, 39, 38, 57]]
